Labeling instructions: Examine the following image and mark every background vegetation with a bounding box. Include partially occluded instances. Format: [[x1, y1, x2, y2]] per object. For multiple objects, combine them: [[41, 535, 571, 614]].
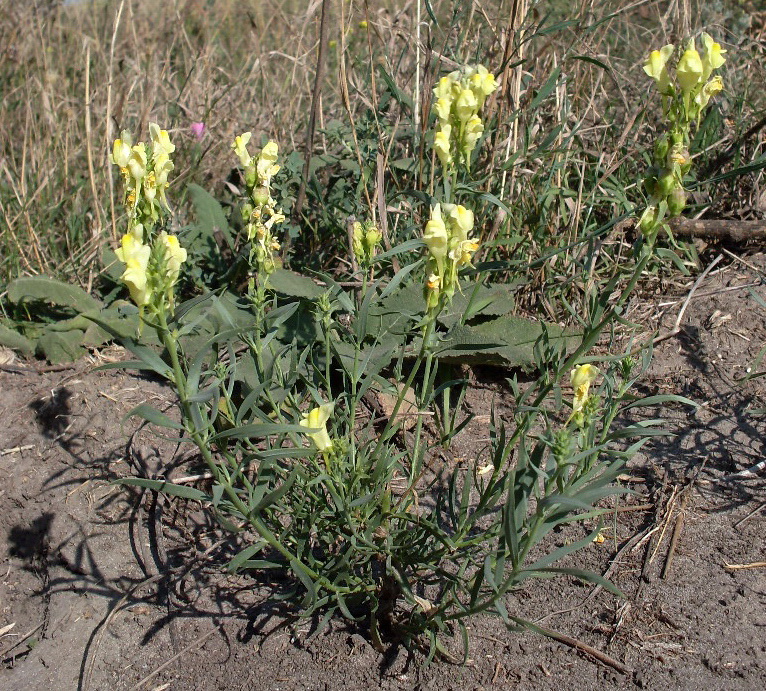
[[1, 0, 764, 309]]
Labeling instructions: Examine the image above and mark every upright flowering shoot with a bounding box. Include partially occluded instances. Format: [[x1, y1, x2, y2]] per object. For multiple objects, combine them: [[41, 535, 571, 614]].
[[111, 124, 187, 315], [640, 33, 726, 245], [432, 64, 498, 174], [231, 134, 285, 288]]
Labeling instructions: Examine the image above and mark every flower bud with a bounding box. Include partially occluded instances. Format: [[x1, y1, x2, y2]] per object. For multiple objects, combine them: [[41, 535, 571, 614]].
[[667, 186, 687, 216]]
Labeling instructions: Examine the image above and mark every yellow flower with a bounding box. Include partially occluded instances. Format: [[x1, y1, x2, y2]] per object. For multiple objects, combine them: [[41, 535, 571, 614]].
[[127, 144, 147, 181], [359, 20, 368, 29], [300, 402, 334, 452], [158, 231, 188, 279], [434, 125, 452, 167], [121, 258, 151, 307], [642, 44, 674, 94], [451, 239, 479, 266], [232, 132, 252, 169], [434, 96, 452, 125], [700, 33, 726, 80], [256, 140, 280, 186], [447, 204, 474, 241], [462, 115, 484, 159], [695, 75, 723, 109], [115, 233, 150, 268], [676, 42, 704, 94], [469, 65, 498, 105], [111, 136, 132, 169], [426, 272, 441, 292], [433, 76, 454, 100], [423, 204, 449, 262], [455, 88, 478, 123], [149, 123, 175, 156], [570, 364, 599, 414]]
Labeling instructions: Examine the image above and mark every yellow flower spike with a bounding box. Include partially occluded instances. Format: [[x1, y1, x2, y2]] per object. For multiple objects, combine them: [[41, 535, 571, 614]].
[[121, 258, 151, 307], [127, 144, 147, 182], [570, 364, 600, 415], [300, 402, 335, 452], [149, 123, 175, 156], [676, 41, 704, 94], [455, 88, 478, 123], [232, 132, 252, 169], [643, 44, 675, 94], [700, 33, 726, 80], [434, 125, 452, 167]]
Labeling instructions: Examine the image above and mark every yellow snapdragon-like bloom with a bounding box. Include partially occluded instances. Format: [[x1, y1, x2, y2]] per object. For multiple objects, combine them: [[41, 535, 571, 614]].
[[643, 44, 675, 94], [300, 403, 335, 452], [423, 204, 449, 263], [462, 115, 484, 157], [455, 88, 478, 123], [446, 204, 474, 241], [128, 144, 148, 181], [434, 76, 455, 100], [111, 135, 132, 169], [149, 123, 175, 156], [434, 125, 452, 167], [434, 96, 452, 125], [121, 259, 151, 307], [158, 231, 188, 280], [676, 41, 704, 94], [256, 141, 280, 186], [570, 364, 599, 414], [469, 65, 498, 106], [700, 33, 726, 80], [232, 132, 252, 169], [695, 75, 723, 109], [115, 233, 151, 268]]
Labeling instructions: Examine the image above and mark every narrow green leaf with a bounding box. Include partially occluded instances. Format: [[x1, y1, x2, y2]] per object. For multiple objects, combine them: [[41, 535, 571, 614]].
[[117, 477, 207, 501]]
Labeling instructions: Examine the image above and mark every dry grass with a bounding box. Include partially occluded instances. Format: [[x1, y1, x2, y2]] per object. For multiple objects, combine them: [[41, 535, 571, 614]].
[[0, 0, 763, 290]]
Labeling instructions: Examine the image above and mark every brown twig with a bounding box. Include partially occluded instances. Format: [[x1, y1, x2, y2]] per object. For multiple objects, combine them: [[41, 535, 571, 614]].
[[669, 217, 766, 243], [533, 623, 632, 675]]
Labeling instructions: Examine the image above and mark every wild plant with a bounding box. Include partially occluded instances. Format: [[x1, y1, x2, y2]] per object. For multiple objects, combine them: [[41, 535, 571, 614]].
[[104, 58, 691, 662]]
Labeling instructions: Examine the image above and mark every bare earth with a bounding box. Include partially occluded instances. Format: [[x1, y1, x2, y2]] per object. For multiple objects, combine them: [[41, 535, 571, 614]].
[[1, 253, 765, 690]]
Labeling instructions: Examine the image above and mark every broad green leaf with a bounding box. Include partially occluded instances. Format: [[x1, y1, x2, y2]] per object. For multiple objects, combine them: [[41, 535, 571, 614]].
[[0, 322, 34, 355], [8, 276, 102, 314]]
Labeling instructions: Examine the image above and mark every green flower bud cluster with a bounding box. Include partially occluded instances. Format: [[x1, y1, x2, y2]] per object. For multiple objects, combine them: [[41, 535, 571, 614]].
[[640, 34, 726, 244], [423, 203, 479, 309], [432, 65, 499, 171], [232, 134, 285, 278], [352, 220, 382, 270], [111, 125, 187, 314]]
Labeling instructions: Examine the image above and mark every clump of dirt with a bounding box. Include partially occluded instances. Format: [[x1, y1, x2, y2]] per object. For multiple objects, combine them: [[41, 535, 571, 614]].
[[0, 254, 765, 690]]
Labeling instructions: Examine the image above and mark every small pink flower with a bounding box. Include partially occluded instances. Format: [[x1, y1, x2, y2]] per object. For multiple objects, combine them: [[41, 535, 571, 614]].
[[190, 122, 205, 140]]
